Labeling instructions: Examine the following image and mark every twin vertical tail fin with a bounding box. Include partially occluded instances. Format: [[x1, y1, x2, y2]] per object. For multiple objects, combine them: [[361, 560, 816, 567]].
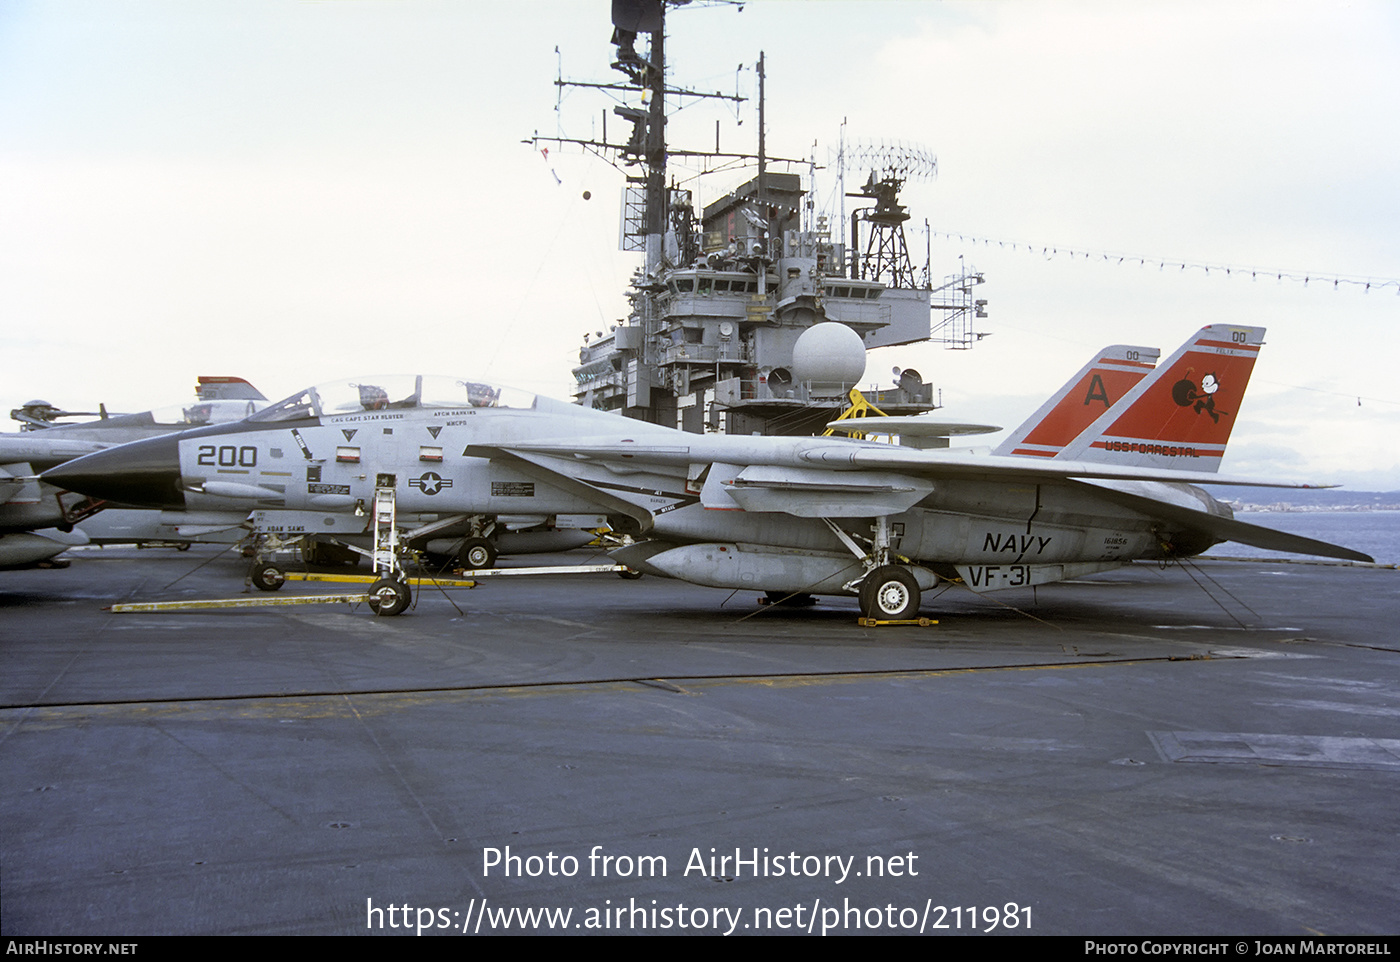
[[196, 376, 266, 401], [1059, 325, 1265, 473], [993, 344, 1160, 458]]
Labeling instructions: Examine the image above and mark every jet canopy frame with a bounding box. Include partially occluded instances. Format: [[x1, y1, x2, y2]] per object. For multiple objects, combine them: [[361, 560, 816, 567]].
[[249, 376, 538, 423]]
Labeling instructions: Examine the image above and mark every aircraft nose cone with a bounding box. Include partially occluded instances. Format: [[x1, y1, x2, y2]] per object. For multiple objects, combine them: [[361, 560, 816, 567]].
[[41, 435, 186, 509]]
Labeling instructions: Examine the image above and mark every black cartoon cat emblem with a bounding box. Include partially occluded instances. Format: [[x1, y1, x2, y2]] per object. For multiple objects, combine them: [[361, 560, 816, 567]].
[[1171, 369, 1227, 423]]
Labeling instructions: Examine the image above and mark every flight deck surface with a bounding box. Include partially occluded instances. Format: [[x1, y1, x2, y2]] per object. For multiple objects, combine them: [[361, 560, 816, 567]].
[[2, 548, 1396, 936]]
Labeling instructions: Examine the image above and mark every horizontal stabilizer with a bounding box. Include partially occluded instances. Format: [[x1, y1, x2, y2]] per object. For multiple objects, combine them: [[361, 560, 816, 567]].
[[1077, 480, 1373, 563], [1195, 514, 1371, 563]]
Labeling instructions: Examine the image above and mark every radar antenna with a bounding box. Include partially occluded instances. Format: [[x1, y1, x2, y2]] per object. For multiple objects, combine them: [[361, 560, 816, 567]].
[[842, 140, 936, 288]]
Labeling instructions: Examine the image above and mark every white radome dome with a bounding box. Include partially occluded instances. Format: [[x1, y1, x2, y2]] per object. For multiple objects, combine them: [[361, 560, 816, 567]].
[[791, 322, 866, 390]]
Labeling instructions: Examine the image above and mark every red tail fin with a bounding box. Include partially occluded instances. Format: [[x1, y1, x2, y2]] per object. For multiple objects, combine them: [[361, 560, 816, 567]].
[[1060, 325, 1264, 472], [197, 377, 266, 401], [993, 344, 1159, 458]]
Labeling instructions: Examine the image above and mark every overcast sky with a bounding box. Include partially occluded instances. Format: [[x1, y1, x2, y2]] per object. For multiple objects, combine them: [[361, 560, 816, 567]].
[[2, 0, 1396, 488]]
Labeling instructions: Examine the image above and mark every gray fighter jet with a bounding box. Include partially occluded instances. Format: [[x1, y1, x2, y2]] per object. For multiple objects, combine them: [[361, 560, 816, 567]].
[[0, 378, 266, 566], [43, 326, 1371, 614]]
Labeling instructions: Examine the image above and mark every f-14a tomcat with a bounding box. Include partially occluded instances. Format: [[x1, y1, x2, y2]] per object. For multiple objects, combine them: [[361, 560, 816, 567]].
[[0, 377, 268, 567], [44, 326, 1371, 617]]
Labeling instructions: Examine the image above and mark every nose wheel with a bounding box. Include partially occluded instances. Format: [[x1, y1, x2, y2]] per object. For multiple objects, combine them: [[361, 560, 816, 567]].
[[250, 562, 285, 592], [367, 578, 412, 616]]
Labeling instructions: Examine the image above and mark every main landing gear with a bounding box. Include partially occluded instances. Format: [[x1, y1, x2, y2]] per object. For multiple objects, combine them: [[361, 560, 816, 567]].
[[458, 536, 497, 570], [857, 565, 920, 620], [828, 516, 925, 621]]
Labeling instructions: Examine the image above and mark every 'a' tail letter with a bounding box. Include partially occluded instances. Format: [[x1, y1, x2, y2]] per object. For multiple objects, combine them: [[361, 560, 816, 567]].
[[993, 344, 1159, 458], [1060, 325, 1264, 473]]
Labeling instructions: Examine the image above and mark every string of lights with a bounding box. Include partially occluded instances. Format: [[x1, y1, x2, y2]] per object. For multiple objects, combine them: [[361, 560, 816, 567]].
[[928, 230, 1400, 294]]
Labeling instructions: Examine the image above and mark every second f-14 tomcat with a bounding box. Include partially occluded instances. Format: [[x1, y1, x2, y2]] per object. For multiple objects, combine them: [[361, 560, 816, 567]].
[[0, 377, 269, 567], [44, 325, 1371, 617]]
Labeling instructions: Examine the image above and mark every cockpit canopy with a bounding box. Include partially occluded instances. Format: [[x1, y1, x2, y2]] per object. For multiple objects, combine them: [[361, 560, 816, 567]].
[[249, 376, 537, 423]]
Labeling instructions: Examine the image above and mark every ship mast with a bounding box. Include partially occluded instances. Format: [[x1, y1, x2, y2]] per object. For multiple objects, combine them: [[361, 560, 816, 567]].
[[640, 2, 666, 276], [533, 1, 766, 271], [537, 1, 984, 434]]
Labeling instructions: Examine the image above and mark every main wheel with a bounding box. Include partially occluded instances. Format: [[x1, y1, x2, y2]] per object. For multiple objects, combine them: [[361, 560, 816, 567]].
[[859, 566, 920, 620], [251, 562, 285, 592], [367, 578, 411, 616], [458, 537, 498, 570]]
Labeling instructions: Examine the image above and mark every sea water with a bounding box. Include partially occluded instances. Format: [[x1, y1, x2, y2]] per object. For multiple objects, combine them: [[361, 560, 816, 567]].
[[1203, 510, 1400, 566]]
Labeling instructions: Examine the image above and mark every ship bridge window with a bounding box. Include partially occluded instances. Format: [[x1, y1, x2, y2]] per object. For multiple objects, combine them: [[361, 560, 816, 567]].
[[830, 286, 850, 298], [673, 278, 694, 293], [713, 280, 730, 292]]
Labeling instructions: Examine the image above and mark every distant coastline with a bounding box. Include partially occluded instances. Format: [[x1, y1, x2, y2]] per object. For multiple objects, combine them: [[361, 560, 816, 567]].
[[1204, 489, 1400, 512], [1196, 498, 1400, 564]]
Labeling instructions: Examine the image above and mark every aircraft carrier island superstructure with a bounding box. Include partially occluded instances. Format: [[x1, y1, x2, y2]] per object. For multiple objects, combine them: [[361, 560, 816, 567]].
[[544, 1, 988, 437]]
